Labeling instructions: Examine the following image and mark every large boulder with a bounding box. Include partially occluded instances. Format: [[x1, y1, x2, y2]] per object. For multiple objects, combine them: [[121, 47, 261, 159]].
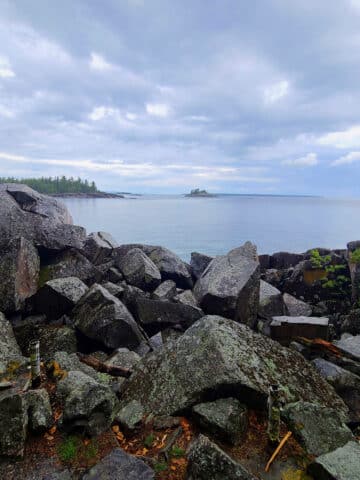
[[0, 389, 28, 457], [340, 309, 360, 335], [186, 434, 256, 480], [82, 231, 118, 265], [269, 251, 304, 269], [120, 316, 347, 417], [335, 334, 360, 361], [270, 316, 329, 346], [151, 280, 177, 301], [282, 401, 353, 456], [193, 242, 260, 326], [26, 389, 53, 434], [28, 277, 88, 320], [0, 237, 40, 314], [82, 448, 154, 480], [0, 312, 24, 372], [283, 293, 312, 317], [190, 252, 213, 280], [308, 441, 360, 480], [0, 183, 85, 251], [116, 248, 161, 292], [57, 370, 117, 435], [258, 280, 285, 320], [72, 284, 143, 350], [133, 297, 203, 335]]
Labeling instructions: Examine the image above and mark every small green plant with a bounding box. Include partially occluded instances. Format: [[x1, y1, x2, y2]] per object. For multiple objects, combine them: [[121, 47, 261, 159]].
[[309, 249, 331, 269], [83, 440, 98, 460], [154, 462, 168, 473], [58, 436, 79, 462], [144, 434, 155, 448], [350, 248, 360, 264], [170, 445, 186, 457]]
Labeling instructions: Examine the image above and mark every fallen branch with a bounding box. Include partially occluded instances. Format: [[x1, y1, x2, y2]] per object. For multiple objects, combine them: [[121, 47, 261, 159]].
[[77, 353, 132, 378], [265, 431, 292, 472], [158, 426, 183, 462]]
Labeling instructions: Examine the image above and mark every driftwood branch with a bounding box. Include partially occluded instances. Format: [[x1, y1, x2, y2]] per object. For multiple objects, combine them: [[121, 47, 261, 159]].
[[77, 353, 132, 378], [265, 431, 292, 472]]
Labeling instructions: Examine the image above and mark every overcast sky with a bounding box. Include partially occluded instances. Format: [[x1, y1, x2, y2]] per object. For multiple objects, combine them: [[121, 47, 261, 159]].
[[1, 1, 360, 195]]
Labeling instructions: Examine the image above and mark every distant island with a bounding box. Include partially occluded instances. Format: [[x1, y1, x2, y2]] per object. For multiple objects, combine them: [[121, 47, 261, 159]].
[[185, 188, 217, 198], [0, 176, 123, 198]]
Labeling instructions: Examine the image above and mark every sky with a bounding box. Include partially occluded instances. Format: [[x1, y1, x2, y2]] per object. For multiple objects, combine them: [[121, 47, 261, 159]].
[[0, 1, 360, 195]]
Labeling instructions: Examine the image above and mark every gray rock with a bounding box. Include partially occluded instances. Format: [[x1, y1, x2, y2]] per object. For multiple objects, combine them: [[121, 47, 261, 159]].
[[152, 280, 177, 301], [335, 334, 360, 361], [312, 358, 360, 423], [116, 400, 144, 430], [192, 398, 248, 446], [283, 293, 312, 317], [53, 351, 109, 384], [341, 309, 360, 335], [120, 316, 347, 417], [194, 242, 260, 327], [282, 401, 353, 456], [0, 237, 40, 314], [0, 184, 86, 251], [116, 248, 161, 292], [39, 250, 101, 287], [174, 290, 199, 308], [0, 389, 28, 456], [82, 448, 154, 480], [308, 441, 360, 480], [83, 231, 118, 265], [190, 252, 213, 280], [258, 280, 285, 320], [106, 348, 141, 370], [72, 284, 143, 350], [57, 371, 117, 435], [270, 316, 329, 346], [133, 297, 203, 335], [104, 267, 123, 284], [269, 251, 304, 269], [102, 281, 125, 299], [26, 389, 53, 433], [186, 434, 256, 480], [28, 277, 88, 320], [0, 312, 23, 372]]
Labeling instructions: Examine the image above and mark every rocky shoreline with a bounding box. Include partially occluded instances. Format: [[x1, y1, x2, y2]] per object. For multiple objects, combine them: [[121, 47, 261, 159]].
[[50, 192, 124, 199], [0, 183, 359, 480]]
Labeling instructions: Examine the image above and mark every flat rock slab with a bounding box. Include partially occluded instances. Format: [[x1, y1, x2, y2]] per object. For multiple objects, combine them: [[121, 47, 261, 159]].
[[308, 441, 360, 480], [270, 316, 329, 345], [335, 335, 360, 361], [82, 448, 154, 479]]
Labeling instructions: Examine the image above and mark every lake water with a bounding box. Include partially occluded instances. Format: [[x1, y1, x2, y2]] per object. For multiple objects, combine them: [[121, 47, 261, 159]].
[[62, 195, 360, 261]]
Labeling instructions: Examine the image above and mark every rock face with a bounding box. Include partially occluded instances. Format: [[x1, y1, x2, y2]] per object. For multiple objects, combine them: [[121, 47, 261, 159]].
[[0, 390, 28, 456], [26, 389, 53, 433], [152, 280, 177, 301], [72, 284, 143, 350], [0, 312, 24, 372], [282, 401, 353, 456], [82, 448, 155, 480], [133, 297, 203, 335], [308, 441, 360, 480], [258, 280, 285, 320], [194, 243, 260, 326], [283, 293, 312, 317], [190, 252, 213, 280], [116, 248, 162, 291], [83, 231, 118, 265], [270, 316, 329, 345], [335, 334, 360, 361], [57, 370, 117, 435], [120, 316, 347, 417], [186, 434, 256, 480], [0, 183, 85, 251], [28, 277, 88, 320], [192, 398, 248, 446], [0, 237, 40, 314]]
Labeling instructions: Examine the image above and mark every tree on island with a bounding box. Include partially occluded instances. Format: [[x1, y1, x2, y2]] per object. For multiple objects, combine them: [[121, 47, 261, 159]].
[[0, 176, 98, 194], [190, 188, 209, 195]]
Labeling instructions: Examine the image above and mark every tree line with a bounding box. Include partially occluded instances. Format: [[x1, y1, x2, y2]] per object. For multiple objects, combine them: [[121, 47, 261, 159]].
[[0, 176, 98, 194]]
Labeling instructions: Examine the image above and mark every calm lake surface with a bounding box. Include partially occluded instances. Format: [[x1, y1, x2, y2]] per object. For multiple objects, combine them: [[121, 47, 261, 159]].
[[62, 195, 360, 261]]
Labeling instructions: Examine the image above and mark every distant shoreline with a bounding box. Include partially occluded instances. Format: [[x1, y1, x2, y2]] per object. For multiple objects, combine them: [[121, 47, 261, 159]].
[[49, 192, 124, 199]]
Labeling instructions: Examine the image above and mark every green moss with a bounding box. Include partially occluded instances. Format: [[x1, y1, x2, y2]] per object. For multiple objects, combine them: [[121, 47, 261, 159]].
[[170, 445, 186, 457], [154, 462, 168, 473], [350, 248, 360, 264], [144, 434, 155, 448], [58, 436, 79, 462]]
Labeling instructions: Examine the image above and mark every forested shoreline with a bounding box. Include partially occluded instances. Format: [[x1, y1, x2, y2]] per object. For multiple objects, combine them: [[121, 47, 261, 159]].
[[0, 176, 98, 194]]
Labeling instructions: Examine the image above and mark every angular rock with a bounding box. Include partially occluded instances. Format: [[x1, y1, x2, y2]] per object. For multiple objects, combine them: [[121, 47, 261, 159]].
[[335, 334, 360, 361], [283, 293, 312, 317], [83, 231, 118, 265], [192, 398, 248, 446], [0, 389, 28, 456], [341, 309, 360, 335], [190, 252, 213, 280], [258, 280, 285, 320], [174, 290, 198, 308], [106, 348, 141, 370], [72, 284, 143, 350], [57, 370, 117, 435], [0, 312, 23, 372], [105, 266, 124, 284], [133, 297, 203, 335], [269, 251, 304, 269], [53, 351, 108, 383], [308, 441, 360, 480], [102, 281, 125, 300], [28, 277, 88, 320], [0, 237, 40, 314], [116, 248, 161, 292], [282, 401, 353, 456], [120, 316, 347, 417], [82, 448, 154, 480], [151, 280, 177, 301], [39, 249, 101, 287], [312, 358, 360, 423], [194, 242, 260, 327], [270, 316, 329, 346], [0, 183, 86, 251], [116, 400, 144, 430], [186, 434, 256, 480], [26, 389, 53, 433]]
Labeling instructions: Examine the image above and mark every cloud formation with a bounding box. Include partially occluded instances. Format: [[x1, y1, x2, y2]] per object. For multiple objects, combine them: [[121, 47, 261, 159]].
[[0, 1, 359, 194]]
